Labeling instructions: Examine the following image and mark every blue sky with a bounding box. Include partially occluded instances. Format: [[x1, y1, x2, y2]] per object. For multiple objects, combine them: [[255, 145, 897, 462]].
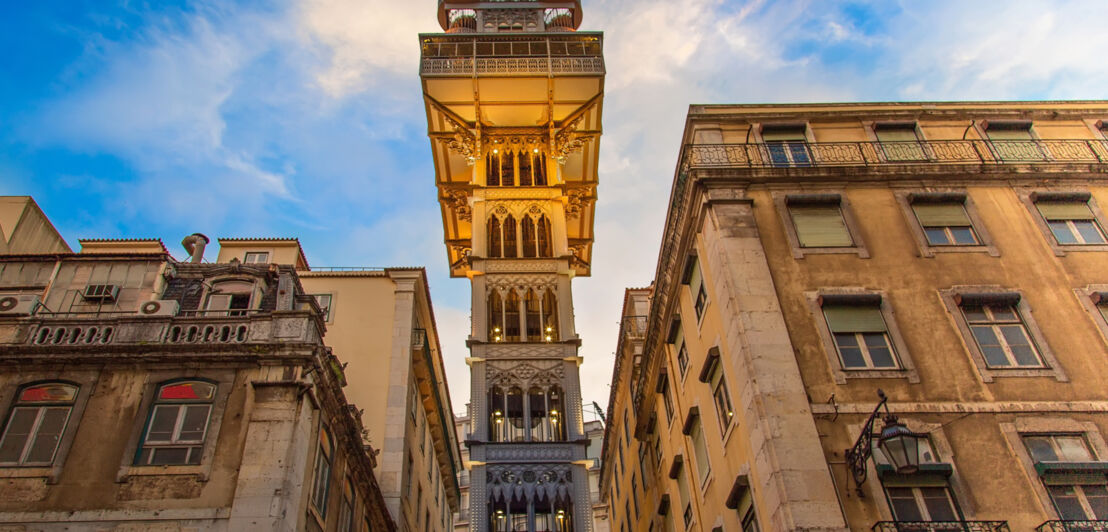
[[3, 0, 1108, 415]]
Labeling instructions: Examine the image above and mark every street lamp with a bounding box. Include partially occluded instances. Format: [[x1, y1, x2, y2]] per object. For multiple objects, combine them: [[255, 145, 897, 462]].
[[845, 389, 927, 491]]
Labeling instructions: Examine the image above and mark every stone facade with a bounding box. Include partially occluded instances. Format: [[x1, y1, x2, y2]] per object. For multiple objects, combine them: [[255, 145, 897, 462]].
[[0, 247, 394, 531], [603, 102, 1108, 532]]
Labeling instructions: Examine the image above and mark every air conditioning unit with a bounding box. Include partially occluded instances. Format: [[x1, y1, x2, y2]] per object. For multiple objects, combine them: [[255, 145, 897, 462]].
[[0, 294, 41, 316], [139, 300, 179, 317], [83, 284, 120, 302]]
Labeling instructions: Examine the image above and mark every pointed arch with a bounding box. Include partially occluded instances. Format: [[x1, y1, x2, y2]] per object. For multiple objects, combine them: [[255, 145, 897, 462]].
[[488, 290, 504, 341], [505, 289, 521, 342], [487, 216, 502, 258], [537, 215, 553, 257], [503, 215, 518, 258], [518, 149, 533, 187], [542, 289, 559, 341], [533, 152, 547, 186], [525, 289, 542, 339], [485, 152, 501, 187], [521, 217, 537, 258]]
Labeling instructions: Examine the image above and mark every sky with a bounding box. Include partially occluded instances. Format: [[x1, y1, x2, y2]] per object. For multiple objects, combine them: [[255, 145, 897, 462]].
[[2, 0, 1108, 418]]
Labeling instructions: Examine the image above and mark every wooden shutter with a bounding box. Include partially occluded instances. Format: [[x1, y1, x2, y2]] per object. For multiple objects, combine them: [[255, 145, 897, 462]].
[[1037, 201, 1094, 220], [823, 305, 886, 333], [790, 205, 853, 247], [913, 203, 970, 226]]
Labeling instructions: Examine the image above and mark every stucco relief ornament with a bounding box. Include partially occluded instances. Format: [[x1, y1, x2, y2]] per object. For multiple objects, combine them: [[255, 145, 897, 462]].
[[444, 189, 472, 222], [553, 116, 592, 164], [444, 118, 478, 165], [564, 189, 588, 219], [495, 205, 510, 216]]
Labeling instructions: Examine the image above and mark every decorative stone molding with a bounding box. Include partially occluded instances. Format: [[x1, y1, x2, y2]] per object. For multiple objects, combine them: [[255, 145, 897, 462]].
[[472, 343, 574, 359], [554, 116, 593, 164], [485, 200, 552, 220], [442, 116, 479, 165], [484, 188, 562, 201], [443, 188, 473, 222], [487, 359, 564, 389], [484, 259, 560, 273], [563, 187, 593, 219], [486, 463, 573, 502], [485, 444, 576, 462]]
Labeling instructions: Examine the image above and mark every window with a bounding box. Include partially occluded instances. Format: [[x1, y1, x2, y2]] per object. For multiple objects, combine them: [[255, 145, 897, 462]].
[[657, 371, 674, 424], [676, 461, 693, 528], [313, 294, 333, 321], [311, 427, 334, 517], [243, 251, 269, 264], [338, 478, 355, 532], [985, 121, 1044, 161], [1047, 485, 1108, 521], [631, 473, 640, 516], [0, 382, 77, 466], [205, 280, 253, 316], [1036, 199, 1106, 245], [677, 342, 689, 377], [875, 123, 926, 161], [911, 201, 979, 246], [1024, 434, 1096, 463], [699, 349, 733, 432], [683, 257, 708, 321], [761, 125, 810, 167], [487, 214, 518, 258], [960, 300, 1043, 368], [821, 302, 899, 370], [742, 506, 761, 532], [669, 318, 689, 378], [136, 380, 215, 465], [885, 486, 959, 522], [788, 201, 853, 248], [683, 409, 710, 485]]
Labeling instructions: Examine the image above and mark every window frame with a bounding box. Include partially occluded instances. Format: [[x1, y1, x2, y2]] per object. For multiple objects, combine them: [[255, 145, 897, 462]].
[[312, 293, 334, 322], [134, 380, 217, 467], [808, 290, 919, 384], [870, 121, 929, 162], [757, 123, 813, 167], [895, 191, 998, 258], [0, 380, 85, 474], [1076, 285, 1108, 347], [115, 370, 234, 482], [1001, 418, 1108, 522], [243, 251, 270, 264], [940, 288, 1066, 382], [774, 192, 869, 259], [1020, 190, 1108, 256]]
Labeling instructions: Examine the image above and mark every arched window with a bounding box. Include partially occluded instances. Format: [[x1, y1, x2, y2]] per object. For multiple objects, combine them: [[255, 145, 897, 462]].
[[0, 382, 77, 465], [547, 386, 567, 442], [486, 150, 514, 186], [534, 494, 574, 532], [543, 289, 559, 342], [136, 380, 216, 465], [533, 152, 547, 186], [488, 291, 505, 342], [488, 386, 505, 442], [505, 290, 521, 342], [537, 215, 552, 257], [503, 216, 518, 258], [521, 217, 537, 258], [487, 216, 502, 258], [527, 386, 548, 441], [518, 150, 533, 187], [505, 387, 525, 442], [525, 289, 542, 340], [489, 494, 528, 531]]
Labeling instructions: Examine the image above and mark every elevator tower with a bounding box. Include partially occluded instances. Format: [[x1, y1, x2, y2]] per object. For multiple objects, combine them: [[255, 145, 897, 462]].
[[420, 2, 604, 530]]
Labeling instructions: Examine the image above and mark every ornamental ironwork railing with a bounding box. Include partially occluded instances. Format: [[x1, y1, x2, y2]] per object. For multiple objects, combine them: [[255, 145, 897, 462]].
[[683, 139, 1108, 170], [420, 34, 604, 76], [1037, 521, 1108, 532], [872, 521, 1010, 532], [622, 315, 648, 340]]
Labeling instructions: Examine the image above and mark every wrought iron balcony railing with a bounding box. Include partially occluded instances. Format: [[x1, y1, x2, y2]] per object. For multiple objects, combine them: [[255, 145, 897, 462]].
[[872, 521, 1010, 532], [683, 139, 1108, 170], [621, 315, 648, 341], [420, 34, 603, 76], [1037, 521, 1108, 532]]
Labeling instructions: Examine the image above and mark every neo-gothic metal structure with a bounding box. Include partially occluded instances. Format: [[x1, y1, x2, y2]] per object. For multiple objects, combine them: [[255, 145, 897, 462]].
[[420, 1, 603, 530]]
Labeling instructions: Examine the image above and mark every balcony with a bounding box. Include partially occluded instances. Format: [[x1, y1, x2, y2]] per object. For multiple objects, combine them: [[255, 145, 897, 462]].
[[1038, 522, 1108, 532], [683, 139, 1108, 170], [420, 34, 604, 77], [872, 522, 1010, 532], [621, 315, 648, 341]]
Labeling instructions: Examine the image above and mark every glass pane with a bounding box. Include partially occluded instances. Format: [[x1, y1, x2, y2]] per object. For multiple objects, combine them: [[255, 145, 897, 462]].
[[0, 408, 38, 462], [1056, 436, 1094, 462], [178, 405, 211, 442], [1049, 221, 1079, 244], [1049, 485, 1090, 520], [863, 333, 896, 368], [971, 326, 1009, 366], [186, 446, 203, 465], [1083, 485, 1108, 519], [159, 382, 216, 401], [834, 334, 866, 368], [25, 407, 69, 463], [924, 227, 951, 245], [887, 487, 924, 521], [19, 383, 77, 403], [767, 143, 789, 165], [949, 227, 978, 245], [149, 447, 190, 465], [1075, 220, 1106, 244], [146, 405, 180, 443], [999, 325, 1039, 366], [788, 142, 811, 165], [1024, 436, 1059, 462], [961, 306, 987, 322], [988, 304, 1018, 321], [921, 487, 958, 521]]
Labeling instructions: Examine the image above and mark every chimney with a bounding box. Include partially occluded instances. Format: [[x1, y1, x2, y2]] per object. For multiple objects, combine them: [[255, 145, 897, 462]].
[[181, 233, 210, 264]]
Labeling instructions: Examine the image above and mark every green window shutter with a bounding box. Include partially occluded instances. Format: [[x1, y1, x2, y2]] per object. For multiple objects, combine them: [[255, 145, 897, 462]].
[[762, 129, 806, 141], [912, 203, 970, 226], [1037, 201, 1094, 220], [790, 205, 853, 247], [688, 260, 702, 295], [823, 305, 887, 333], [986, 128, 1032, 140], [875, 128, 918, 142]]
